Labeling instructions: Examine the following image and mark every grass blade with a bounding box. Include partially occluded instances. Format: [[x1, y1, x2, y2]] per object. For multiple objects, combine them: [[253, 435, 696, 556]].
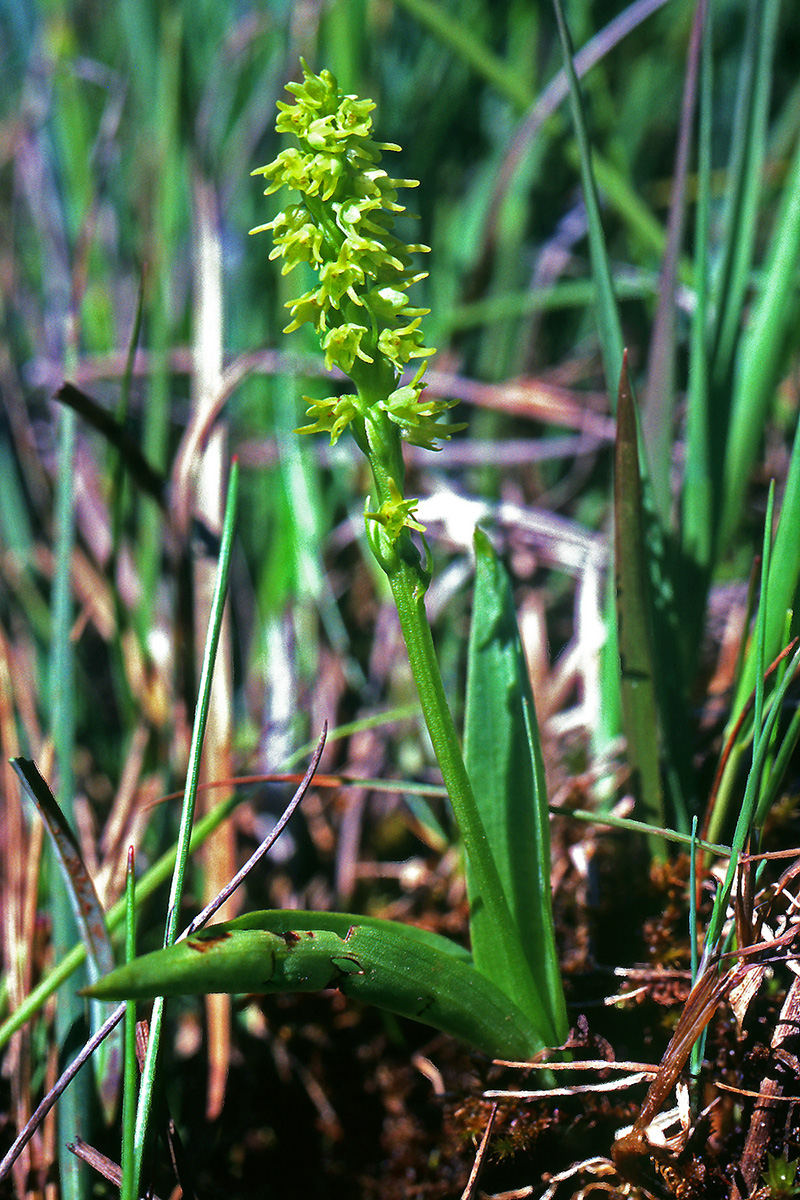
[[12, 760, 121, 1120], [709, 0, 781, 388], [613, 355, 665, 853], [55, 383, 166, 507], [681, 0, 713, 578], [120, 849, 137, 1200], [551, 0, 624, 395], [130, 459, 239, 1199], [703, 640, 800, 962], [727, 417, 800, 754], [641, 0, 704, 524], [721, 131, 800, 554], [50, 396, 90, 1200], [13, 760, 115, 979]]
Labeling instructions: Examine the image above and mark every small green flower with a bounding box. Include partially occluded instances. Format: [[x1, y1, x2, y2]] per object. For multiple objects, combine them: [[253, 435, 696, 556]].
[[251, 60, 461, 451], [283, 288, 325, 335], [365, 478, 426, 538], [296, 394, 361, 445], [321, 323, 373, 372], [377, 318, 432, 365], [380, 364, 466, 451]]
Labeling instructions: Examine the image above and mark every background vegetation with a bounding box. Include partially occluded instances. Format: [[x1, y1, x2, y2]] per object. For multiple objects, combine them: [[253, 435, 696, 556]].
[[2, 0, 800, 1196]]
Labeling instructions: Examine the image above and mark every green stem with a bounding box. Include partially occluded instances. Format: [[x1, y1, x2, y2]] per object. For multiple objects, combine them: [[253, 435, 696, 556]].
[[387, 561, 555, 1041], [363, 416, 555, 1040]]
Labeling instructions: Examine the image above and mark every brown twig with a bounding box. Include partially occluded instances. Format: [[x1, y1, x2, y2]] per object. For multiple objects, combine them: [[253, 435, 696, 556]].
[[730, 972, 800, 1200]]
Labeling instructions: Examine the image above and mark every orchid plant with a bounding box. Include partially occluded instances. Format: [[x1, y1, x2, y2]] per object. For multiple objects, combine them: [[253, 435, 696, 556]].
[[90, 62, 568, 1062]]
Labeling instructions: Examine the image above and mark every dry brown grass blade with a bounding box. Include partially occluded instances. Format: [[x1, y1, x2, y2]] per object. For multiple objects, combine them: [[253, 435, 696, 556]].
[[0, 625, 34, 1197], [730, 971, 800, 1199], [95, 722, 151, 906], [612, 958, 737, 1183], [55, 383, 167, 507], [183, 170, 236, 1121]]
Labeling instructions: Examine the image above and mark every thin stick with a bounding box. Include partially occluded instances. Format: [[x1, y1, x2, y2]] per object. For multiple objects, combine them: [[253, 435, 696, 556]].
[[460, 1102, 497, 1200]]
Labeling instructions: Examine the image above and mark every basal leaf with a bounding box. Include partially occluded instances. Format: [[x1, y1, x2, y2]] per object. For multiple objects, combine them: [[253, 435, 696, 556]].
[[464, 529, 567, 1044], [86, 912, 546, 1062]]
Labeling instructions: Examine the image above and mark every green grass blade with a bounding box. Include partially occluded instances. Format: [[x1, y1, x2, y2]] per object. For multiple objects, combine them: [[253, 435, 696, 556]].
[[613, 355, 665, 854], [135, 3, 184, 643], [709, 0, 781, 387], [393, 0, 532, 109], [274, 378, 361, 682], [753, 483, 776, 745], [87, 916, 546, 1062], [754, 663, 800, 828], [641, 0, 704, 524], [397, 0, 672, 269], [130, 459, 239, 1199], [703, 640, 800, 960], [120, 849, 137, 1200], [720, 130, 800, 554], [464, 528, 567, 1044], [708, 433, 800, 842], [731, 418, 800, 728], [443, 272, 659, 333], [681, 0, 713, 577], [551, 0, 624, 396], [550, 0, 631, 762], [50, 399, 90, 1200]]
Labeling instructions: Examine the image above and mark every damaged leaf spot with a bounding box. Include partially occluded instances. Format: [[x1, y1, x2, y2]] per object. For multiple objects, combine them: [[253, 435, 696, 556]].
[[330, 954, 361, 976], [187, 931, 233, 952], [415, 994, 436, 1019]]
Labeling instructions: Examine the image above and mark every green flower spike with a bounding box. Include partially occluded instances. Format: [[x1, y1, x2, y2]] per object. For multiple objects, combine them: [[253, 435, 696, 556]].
[[249, 66, 562, 1060], [251, 60, 465, 491]]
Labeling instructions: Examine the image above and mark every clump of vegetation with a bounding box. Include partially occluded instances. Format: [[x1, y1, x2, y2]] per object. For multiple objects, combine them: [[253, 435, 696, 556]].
[[2, 3, 800, 1199]]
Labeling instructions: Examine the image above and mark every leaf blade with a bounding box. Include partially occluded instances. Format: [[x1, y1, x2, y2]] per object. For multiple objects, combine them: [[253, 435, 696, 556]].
[[87, 917, 546, 1062], [464, 529, 567, 1044]]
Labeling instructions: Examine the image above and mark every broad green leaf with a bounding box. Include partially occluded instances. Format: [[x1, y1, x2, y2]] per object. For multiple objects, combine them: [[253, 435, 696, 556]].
[[228, 908, 473, 960], [464, 529, 567, 1044], [86, 911, 546, 1062]]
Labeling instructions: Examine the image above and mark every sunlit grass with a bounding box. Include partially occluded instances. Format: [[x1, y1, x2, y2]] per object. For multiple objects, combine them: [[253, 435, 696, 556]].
[[2, 0, 800, 1195]]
